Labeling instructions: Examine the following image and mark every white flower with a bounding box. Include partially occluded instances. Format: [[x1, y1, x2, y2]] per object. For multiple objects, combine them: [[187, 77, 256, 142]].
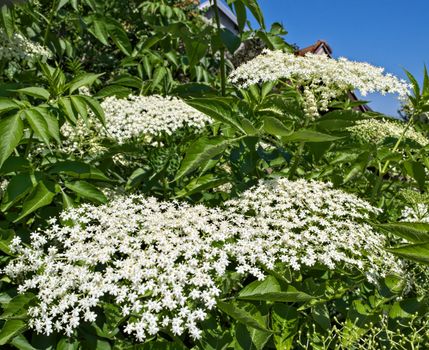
[[229, 50, 410, 115], [401, 203, 429, 223], [347, 118, 428, 146], [60, 94, 212, 155], [5, 179, 402, 340]]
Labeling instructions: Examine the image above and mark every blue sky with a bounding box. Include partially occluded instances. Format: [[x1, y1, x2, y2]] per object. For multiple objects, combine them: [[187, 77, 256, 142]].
[[248, 0, 429, 116]]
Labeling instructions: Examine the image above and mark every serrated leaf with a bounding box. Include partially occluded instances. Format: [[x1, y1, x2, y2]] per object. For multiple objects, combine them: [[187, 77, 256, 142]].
[[65, 181, 107, 204], [21, 109, 51, 145], [0, 320, 26, 345], [0, 113, 23, 168], [175, 136, 235, 180], [217, 301, 271, 333], [14, 181, 56, 222], [283, 129, 343, 143], [238, 275, 313, 302], [16, 87, 50, 100], [48, 161, 110, 181], [68, 73, 103, 94], [263, 116, 292, 137], [378, 222, 429, 243], [388, 242, 429, 264], [0, 98, 19, 114]]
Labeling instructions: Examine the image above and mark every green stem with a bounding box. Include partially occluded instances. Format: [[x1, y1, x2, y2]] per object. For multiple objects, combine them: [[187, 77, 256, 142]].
[[43, 0, 59, 45], [212, 0, 226, 96]]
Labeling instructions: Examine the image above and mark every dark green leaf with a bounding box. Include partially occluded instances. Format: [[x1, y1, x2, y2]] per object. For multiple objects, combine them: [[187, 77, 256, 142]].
[[175, 136, 236, 180], [68, 73, 103, 94], [263, 116, 292, 137], [0, 320, 26, 346], [16, 87, 50, 100], [283, 129, 343, 143], [388, 242, 429, 264], [0, 113, 23, 168], [217, 301, 271, 333], [65, 181, 107, 204], [14, 181, 56, 222], [378, 222, 429, 243]]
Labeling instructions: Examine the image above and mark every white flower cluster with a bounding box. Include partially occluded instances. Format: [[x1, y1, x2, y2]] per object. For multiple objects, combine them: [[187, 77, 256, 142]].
[[60, 95, 211, 154], [347, 118, 428, 146], [5, 178, 401, 340], [100, 95, 211, 143], [401, 204, 429, 223], [225, 178, 402, 281], [0, 29, 51, 77], [229, 50, 410, 115]]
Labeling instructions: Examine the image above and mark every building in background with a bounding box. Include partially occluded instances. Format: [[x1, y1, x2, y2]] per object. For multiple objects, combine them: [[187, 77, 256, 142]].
[[199, 1, 239, 34]]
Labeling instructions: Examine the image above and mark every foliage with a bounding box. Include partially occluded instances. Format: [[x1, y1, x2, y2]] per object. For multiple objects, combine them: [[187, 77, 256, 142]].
[[0, 0, 428, 349]]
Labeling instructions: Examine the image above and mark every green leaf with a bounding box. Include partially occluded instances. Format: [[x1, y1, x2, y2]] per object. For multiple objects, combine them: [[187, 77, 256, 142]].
[[378, 222, 429, 243], [263, 116, 292, 137], [10, 334, 36, 350], [152, 66, 167, 88], [241, 0, 265, 29], [283, 129, 343, 143], [70, 96, 88, 123], [184, 39, 208, 67], [59, 97, 77, 124], [21, 109, 51, 145], [175, 136, 236, 180], [403, 160, 426, 190], [48, 161, 110, 181], [0, 157, 29, 175], [65, 181, 107, 204], [217, 301, 271, 333], [312, 303, 331, 330], [1, 293, 35, 319], [16, 87, 50, 100], [220, 28, 241, 54], [61, 190, 74, 210], [238, 275, 313, 302], [233, 1, 246, 33], [94, 85, 131, 99], [80, 96, 106, 126], [38, 109, 60, 144], [0, 113, 23, 168], [0, 320, 26, 346], [0, 98, 19, 114], [234, 323, 271, 350], [0, 228, 14, 255], [14, 181, 56, 222], [68, 73, 103, 94], [56, 337, 80, 350], [388, 242, 429, 264], [186, 98, 246, 133], [92, 19, 109, 45], [0, 5, 14, 39], [272, 304, 298, 350], [1, 173, 35, 212], [108, 24, 132, 56]]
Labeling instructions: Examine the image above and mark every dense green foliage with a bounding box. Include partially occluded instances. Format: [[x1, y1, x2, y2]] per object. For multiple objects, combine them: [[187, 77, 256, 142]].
[[1, 0, 429, 349]]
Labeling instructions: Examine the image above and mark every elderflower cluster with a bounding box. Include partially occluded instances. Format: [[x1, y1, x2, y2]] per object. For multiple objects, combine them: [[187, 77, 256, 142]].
[[0, 29, 51, 78], [401, 204, 429, 223], [60, 95, 211, 154], [5, 178, 402, 340], [100, 95, 211, 143], [229, 50, 410, 115], [225, 178, 402, 282], [347, 118, 428, 146]]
